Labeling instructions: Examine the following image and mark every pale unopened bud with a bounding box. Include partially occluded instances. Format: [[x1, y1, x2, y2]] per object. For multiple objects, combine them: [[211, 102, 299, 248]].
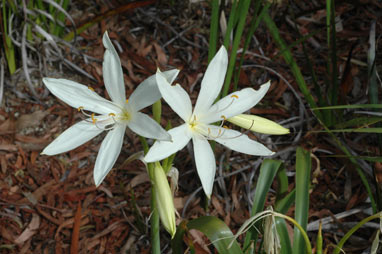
[[153, 162, 176, 238], [228, 114, 289, 135]]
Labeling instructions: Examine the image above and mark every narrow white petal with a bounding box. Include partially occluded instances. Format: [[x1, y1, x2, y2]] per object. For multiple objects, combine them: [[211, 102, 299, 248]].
[[127, 112, 171, 141], [43, 78, 120, 115], [144, 124, 191, 162], [192, 137, 216, 198], [193, 46, 228, 116], [214, 127, 274, 156], [129, 69, 180, 111], [156, 70, 192, 121], [93, 124, 126, 186], [204, 81, 270, 123], [102, 31, 126, 105], [42, 120, 103, 155]]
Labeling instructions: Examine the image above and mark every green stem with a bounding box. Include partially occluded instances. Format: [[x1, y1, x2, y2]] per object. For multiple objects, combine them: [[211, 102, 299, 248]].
[[333, 212, 382, 254]]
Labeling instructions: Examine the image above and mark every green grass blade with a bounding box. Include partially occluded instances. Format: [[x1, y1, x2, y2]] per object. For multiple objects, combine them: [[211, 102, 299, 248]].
[[243, 159, 283, 250], [172, 217, 243, 254], [222, 0, 237, 48], [335, 116, 382, 129], [233, 2, 269, 91], [262, 12, 323, 122], [327, 0, 339, 110], [221, 0, 251, 97], [333, 212, 382, 254], [275, 218, 293, 254], [318, 119, 377, 213], [208, 0, 219, 63], [313, 104, 382, 110], [293, 147, 311, 254]]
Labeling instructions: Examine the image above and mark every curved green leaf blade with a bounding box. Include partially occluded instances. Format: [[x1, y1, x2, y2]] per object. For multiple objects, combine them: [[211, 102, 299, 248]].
[[172, 216, 243, 254], [293, 147, 311, 254]]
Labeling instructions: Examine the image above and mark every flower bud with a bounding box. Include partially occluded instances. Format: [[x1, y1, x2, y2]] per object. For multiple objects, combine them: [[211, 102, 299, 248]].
[[228, 114, 289, 135], [152, 162, 176, 238]]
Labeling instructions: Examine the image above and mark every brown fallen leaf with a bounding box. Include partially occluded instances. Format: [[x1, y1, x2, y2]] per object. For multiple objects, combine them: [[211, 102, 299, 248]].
[[16, 110, 49, 132], [14, 213, 41, 245], [153, 42, 168, 66]]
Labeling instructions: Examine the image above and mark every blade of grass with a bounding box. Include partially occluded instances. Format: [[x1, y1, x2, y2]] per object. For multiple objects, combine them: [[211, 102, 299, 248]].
[[221, 0, 251, 97], [222, 0, 238, 48], [318, 119, 377, 213], [233, 2, 270, 91], [243, 159, 283, 250], [327, 0, 339, 116], [333, 212, 382, 254], [1, 1, 16, 74], [208, 0, 219, 63], [293, 147, 311, 254], [262, 11, 323, 122]]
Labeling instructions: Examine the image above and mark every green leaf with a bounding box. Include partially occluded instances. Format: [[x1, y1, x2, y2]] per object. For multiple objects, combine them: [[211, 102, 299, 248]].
[[262, 11, 323, 122], [293, 147, 311, 254], [172, 217, 243, 254], [243, 159, 283, 250]]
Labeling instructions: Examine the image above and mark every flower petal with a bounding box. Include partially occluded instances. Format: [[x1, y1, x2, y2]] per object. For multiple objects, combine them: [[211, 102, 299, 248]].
[[129, 69, 180, 111], [42, 120, 103, 155], [156, 70, 192, 121], [192, 137, 216, 198], [127, 112, 171, 141], [193, 46, 228, 117], [102, 31, 126, 105], [214, 127, 274, 156], [204, 81, 270, 123], [144, 124, 191, 162], [43, 78, 120, 115], [93, 124, 126, 186]]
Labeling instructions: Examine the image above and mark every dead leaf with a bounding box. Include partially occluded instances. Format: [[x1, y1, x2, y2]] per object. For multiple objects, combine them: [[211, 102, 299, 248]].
[[16, 110, 49, 132], [14, 213, 40, 245], [153, 42, 168, 66]]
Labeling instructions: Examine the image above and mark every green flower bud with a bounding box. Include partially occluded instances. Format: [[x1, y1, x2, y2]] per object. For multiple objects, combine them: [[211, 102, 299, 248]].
[[228, 114, 289, 135], [153, 162, 176, 238]]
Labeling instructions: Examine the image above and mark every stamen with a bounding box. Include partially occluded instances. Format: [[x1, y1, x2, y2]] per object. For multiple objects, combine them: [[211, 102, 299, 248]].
[[126, 99, 129, 103], [109, 113, 116, 117], [91, 113, 97, 124], [223, 125, 229, 129], [78, 106, 84, 112], [231, 94, 239, 99], [88, 86, 94, 91]]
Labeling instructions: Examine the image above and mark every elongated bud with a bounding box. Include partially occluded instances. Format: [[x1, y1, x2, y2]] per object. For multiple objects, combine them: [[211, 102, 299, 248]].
[[264, 207, 281, 254], [227, 114, 289, 135], [153, 162, 176, 238]]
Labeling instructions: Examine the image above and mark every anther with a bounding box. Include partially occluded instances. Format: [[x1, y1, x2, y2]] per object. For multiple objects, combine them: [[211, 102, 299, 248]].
[[88, 86, 94, 91], [231, 94, 239, 99], [91, 113, 97, 124], [109, 113, 116, 117], [126, 99, 129, 103], [78, 106, 84, 112], [221, 115, 227, 120]]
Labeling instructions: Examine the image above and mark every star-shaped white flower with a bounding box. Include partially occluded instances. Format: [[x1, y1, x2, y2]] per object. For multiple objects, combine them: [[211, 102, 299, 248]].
[[42, 31, 178, 186], [144, 46, 274, 197]]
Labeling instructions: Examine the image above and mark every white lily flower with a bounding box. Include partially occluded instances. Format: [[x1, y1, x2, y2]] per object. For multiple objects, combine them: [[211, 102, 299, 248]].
[[42, 31, 178, 186], [144, 46, 274, 197]]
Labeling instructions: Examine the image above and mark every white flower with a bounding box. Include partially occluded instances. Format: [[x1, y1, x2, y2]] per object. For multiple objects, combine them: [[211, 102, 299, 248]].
[[144, 46, 274, 197], [42, 31, 178, 186]]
